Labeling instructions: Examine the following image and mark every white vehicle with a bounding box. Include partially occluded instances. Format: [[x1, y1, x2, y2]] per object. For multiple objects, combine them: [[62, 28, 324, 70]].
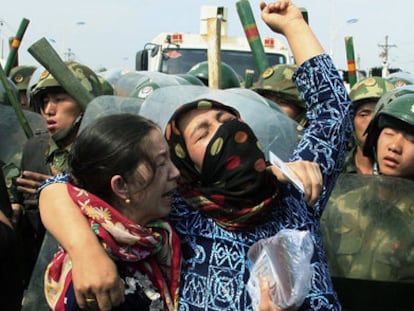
[[135, 6, 291, 82]]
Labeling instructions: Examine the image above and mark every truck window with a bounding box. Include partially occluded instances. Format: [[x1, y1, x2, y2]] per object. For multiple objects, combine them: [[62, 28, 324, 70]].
[[160, 48, 287, 82]]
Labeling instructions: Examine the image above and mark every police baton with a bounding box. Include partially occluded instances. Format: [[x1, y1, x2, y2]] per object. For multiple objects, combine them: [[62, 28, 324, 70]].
[[3, 18, 30, 75], [28, 37, 94, 111], [236, 0, 269, 76]]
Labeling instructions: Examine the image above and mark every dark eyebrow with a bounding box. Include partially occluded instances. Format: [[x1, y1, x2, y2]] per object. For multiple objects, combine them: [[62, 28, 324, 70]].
[[190, 120, 209, 139]]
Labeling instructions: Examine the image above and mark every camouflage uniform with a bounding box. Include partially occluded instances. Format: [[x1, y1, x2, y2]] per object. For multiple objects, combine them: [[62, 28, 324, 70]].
[[321, 174, 414, 281], [320, 174, 414, 310], [341, 146, 358, 174]]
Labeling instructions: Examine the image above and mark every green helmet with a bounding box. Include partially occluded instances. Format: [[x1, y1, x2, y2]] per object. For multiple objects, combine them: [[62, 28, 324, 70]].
[[175, 73, 205, 86], [187, 61, 241, 89], [349, 77, 395, 109], [0, 78, 19, 106], [251, 64, 305, 109], [31, 61, 103, 112], [129, 72, 193, 99], [386, 71, 414, 88], [363, 93, 414, 158], [8, 65, 37, 91], [374, 85, 414, 113], [97, 75, 114, 95]]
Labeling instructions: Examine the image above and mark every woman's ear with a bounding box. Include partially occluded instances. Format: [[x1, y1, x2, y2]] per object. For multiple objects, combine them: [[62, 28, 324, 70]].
[[111, 175, 129, 200]]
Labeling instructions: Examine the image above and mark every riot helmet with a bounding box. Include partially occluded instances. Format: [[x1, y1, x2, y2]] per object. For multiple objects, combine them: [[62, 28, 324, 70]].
[[97, 75, 114, 95], [129, 71, 194, 99], [363, 92, 414, 159], [187, 61, 241, 89], [386, 71, 414, 88], [175, 73, 205, 86], [31, 61, 103, 111]]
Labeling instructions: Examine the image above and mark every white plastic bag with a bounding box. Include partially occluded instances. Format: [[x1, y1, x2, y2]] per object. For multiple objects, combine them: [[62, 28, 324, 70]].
[[247, 229, 314, 310]]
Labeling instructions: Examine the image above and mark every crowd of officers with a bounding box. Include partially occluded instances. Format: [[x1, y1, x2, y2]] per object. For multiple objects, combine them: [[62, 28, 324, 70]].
[[1, 59, 414, 310]]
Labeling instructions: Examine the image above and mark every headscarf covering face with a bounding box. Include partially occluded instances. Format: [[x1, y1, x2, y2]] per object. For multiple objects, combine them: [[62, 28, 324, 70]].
[[165, 99, 280, 230]]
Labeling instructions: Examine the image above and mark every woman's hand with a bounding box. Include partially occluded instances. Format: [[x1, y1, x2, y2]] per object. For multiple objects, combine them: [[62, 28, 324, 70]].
[[269, 161, 322, 206], [260, 0, 324, 65], [72, 248, 125, 310], [260, 0, 304, 36], [259, 278, 299, 311]]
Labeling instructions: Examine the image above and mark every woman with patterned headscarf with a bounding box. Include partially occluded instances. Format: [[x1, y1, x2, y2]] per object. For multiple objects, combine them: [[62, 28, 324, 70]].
[[38, 1, 353, 310]]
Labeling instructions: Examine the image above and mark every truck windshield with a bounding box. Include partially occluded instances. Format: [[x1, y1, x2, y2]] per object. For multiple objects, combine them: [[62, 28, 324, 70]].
[[161, 48, 287, 82]]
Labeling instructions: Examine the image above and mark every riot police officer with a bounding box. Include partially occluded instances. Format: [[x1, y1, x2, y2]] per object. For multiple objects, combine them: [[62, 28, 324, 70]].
[[342, 77, 395, 174], [12, 61, 103, 288], [8, 65, 37, 111], [251, 64, 307, 130]]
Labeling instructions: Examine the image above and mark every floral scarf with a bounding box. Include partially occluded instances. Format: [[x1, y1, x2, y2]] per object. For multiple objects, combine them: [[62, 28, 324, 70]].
[[44, 183, 181, 311], [165, 99, 280, 230]]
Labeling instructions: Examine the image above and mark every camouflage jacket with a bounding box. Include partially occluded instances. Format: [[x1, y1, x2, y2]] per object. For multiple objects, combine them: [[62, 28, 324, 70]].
[[321, 174, 414, 283]]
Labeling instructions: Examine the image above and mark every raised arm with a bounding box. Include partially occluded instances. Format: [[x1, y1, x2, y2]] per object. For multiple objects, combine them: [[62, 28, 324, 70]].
[[260, 0, 324, 65], [39, 182, 124, 310]]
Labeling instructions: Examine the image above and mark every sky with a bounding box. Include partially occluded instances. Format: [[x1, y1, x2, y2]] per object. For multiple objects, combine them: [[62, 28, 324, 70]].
[[1, 0, 413, 75]]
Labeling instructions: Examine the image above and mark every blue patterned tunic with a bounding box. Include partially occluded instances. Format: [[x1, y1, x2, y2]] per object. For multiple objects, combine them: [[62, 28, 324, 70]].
[[168, 54, 353, 311]]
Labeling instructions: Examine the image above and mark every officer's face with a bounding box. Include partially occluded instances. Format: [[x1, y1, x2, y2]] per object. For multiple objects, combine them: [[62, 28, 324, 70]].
[[377, 126, 414, 179], [354, 101, 376, 146], [40, 91, 82, 139], [264, 93, 302, 120]]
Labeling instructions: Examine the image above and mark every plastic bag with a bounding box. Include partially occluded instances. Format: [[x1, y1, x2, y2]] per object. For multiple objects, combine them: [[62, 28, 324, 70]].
[[247, 229, 314, 310]]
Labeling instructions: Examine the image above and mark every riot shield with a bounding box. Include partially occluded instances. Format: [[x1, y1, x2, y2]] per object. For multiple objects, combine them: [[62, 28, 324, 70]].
[[113, 70, 195, 98], [0, 105, 46, 167], [321, 173, 414, 310], [140, 85, 299, 161], [98, 68, 133, 89], [80, 86, 299, 161], [78, 95, 145, 133]]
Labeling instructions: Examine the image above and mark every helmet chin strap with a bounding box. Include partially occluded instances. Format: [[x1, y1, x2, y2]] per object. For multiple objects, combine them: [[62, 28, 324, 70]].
[[373, 146, 380, 175], [52, 114, 83, 143]]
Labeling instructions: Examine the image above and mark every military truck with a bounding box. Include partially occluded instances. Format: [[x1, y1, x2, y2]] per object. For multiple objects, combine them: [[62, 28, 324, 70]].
[[135, 5, 291, 82]]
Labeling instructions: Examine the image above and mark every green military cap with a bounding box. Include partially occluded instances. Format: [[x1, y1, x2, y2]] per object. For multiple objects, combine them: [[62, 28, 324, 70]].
[[349, 77, 395, 109], [251, 64, 305, 109], [8, 65, 37, 91]]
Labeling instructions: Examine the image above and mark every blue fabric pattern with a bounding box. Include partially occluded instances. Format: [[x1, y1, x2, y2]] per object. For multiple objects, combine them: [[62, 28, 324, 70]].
[[168, 54, 353, 311]]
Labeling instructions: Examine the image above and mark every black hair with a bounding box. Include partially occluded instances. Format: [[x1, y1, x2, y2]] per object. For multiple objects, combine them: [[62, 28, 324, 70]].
[[69, 113, 160, 203]]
